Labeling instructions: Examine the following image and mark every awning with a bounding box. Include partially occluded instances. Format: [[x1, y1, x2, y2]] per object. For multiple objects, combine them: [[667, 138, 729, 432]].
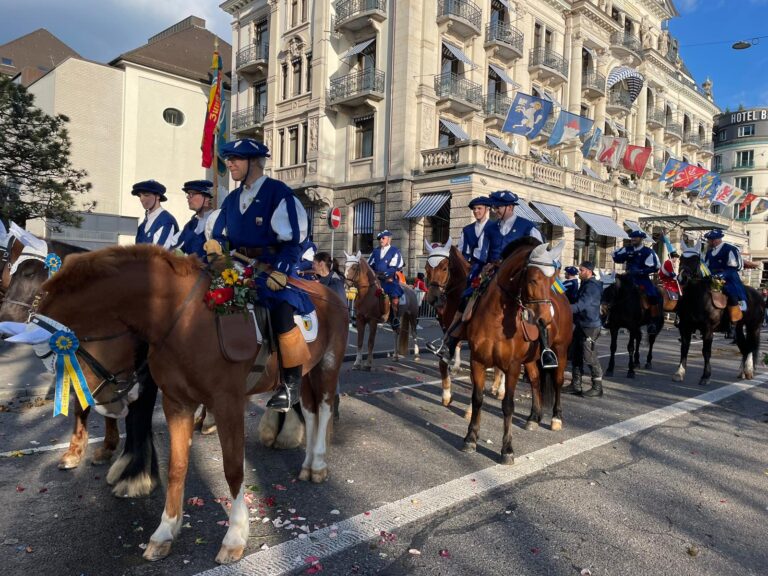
[[638, 214, 729, 231], [582, 165, 602, 179], [496, 0, 511, 9], [576, 211, 628, 239], [532, 202, 579, 229], [404, 193, 451, 219], [489, 64, 518, 88], [607, 66, 644, 103], [486, 133, 513, 153], [516, 199, 545, 224], [624, 219, 642, 232], [353, 200, 374, 234], [440, 118, 469, 141], [442, 42, 474, 66], [340, 38, 374, 60]]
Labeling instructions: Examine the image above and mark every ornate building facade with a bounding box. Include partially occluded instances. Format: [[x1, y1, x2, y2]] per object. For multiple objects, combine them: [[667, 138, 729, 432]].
[[220, 0, 742, 274]]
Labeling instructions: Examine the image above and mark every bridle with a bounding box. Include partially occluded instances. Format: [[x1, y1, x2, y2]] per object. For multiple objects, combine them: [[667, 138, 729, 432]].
[[427, 256, 451, 292]]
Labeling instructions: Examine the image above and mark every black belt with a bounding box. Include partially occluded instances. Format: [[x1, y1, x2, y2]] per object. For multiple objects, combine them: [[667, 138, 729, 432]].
[[237, 246, 276, 259]]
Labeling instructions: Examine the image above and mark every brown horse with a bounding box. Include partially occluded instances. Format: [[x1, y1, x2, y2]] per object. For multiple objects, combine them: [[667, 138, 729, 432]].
[[343, 251, 419, 370], [462, 238, 573, 463], [423, 240, 505, 411], [0, 233, 24, 301], [23, 245, 347, 564]]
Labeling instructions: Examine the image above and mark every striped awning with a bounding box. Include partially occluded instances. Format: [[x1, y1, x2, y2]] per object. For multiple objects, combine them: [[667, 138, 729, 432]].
[[495, 0, 511, 9], [353, 200, 375, 234], [439, 118, 469, 141], [442, 42, 474, 66], [486, 133, 513, 153], [607, 66, 645, 103], [624, 219, 642, 232], [404, 193, 451, 219], [515, 199, 545, 224], [532, 202, 579, 229], [576, 211, 628, 239], [340, 38, 375, 60], [489, 64, 519, 88]]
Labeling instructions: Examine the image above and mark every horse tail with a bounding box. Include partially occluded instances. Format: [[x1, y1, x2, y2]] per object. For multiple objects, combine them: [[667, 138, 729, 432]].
[[397, 312, 411, 356]]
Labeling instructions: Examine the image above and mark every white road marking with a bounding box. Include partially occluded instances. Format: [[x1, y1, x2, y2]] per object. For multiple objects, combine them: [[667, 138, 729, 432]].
[[195, 375, 767, 576], [0, 434, 126, 458]]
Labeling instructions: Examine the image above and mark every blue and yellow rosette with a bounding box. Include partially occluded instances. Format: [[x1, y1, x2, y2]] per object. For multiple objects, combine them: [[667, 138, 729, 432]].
[[49, 330, 94, 417], [45, 253, 62, 277]]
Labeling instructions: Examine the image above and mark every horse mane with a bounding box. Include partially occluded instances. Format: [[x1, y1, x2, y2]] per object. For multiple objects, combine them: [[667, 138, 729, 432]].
[[496, 241, 539, 294], [357, 256, 378, 283], [49, 240, 89, 258], [43, 244, 203, 296], [449, 245, 470, 276], [501, 236, 542, 260]]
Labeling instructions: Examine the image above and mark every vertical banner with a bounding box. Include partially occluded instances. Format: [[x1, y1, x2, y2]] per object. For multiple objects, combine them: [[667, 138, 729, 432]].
[[201, 48, 223, 169]]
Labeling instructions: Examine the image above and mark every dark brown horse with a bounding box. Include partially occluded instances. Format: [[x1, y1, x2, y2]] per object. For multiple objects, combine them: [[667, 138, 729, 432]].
[[29, 245, 347, 563], [343, 251, 419, 370], [462, 238, 572, 463]]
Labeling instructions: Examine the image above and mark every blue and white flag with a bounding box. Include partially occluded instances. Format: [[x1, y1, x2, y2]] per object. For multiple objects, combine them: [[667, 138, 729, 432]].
[[548, 111, 594, 147], [502, 93, 553, 138], [581, 126, 602, 158]]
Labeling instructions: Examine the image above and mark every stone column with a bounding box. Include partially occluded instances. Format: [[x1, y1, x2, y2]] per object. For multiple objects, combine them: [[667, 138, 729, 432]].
[[635, 85, 648, 145], [568, 35, 584, 114]]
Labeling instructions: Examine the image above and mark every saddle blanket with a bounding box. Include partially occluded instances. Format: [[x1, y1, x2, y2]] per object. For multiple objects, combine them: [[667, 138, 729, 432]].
[[250, 306, 318, 344]]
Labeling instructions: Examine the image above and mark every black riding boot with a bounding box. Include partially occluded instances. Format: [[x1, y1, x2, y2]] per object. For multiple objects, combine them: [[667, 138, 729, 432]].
[[583, 378, 603, 398], [266, 366, 302, 412], [562, 372, 582, 395]]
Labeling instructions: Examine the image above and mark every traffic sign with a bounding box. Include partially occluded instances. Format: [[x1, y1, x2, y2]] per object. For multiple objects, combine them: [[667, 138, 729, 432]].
[[328, 207, 342, 230]]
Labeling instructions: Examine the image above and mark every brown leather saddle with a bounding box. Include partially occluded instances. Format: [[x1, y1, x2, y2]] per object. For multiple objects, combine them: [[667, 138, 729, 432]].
[[662, 289, 679, 312], [710, 291, 727, 310]]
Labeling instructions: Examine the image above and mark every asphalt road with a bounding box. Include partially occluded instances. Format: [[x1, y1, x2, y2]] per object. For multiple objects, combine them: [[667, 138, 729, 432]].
[[0, 326, 766, 576]]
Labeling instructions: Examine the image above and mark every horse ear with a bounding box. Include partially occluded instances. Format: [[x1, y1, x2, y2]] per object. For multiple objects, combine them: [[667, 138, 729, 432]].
[[444, 237, 453, 251], [679, 238, 689, 253], [549, 240, 565, 261], [529, 243, 547, 261], [424, 239, 433, 254], [343, 251, 351, 260], [356, 250, 361, 259]]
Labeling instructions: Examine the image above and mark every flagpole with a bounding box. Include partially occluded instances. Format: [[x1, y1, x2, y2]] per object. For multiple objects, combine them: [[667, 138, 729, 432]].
[[212, 37, 220, 207]]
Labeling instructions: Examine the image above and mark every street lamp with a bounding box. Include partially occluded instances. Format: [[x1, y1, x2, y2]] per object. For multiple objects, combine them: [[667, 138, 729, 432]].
[[732, 40, 752, 50]]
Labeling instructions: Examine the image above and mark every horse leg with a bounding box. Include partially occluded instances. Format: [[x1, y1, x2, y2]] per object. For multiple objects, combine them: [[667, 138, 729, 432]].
[[500, 363, 523, 465], [626, 331, 637, 379], [605, 328, 618, 377], [673, 328, 692, 382], [551, 356, 567, 431], [143, 398, 195, 561], [439, 358, 452, 407], [353, 318, 365, 370], [273, 404, 305, 450], [58, 404, 90, 470], [633, 332, 641, 368], [699, 334, 714, 387], [92, 416, 120, 465], [450, 342, 462, 375], [645, 332, 657, 370], [462, 359, 487, 453], [411, 314, 420, 357], [525, 362, 542, 431], [365, 321, 376, 371], [491, 368, 506, 400], [300, 381, 334, 484]]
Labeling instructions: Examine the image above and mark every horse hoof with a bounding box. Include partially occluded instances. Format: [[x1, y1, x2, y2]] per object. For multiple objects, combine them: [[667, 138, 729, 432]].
[[461, 441, 476, 453], [298, 467, 311, 482], [201, 424, 218, 436], [744, 371, 754, 380], [645, 362, 652, 370], [699, 379, 709, 387], [143, 539, 172, 562], [525, 421, 539, 431], [441, 394, 452, 408], [311, 468, 329, 483], [551, 418, 563, 432], [58, 453, 82, 470], [112, 473, 157, 498], [500, 453, 515, 465], [91, 447, 115, 466], [672, 373, 684, 383], [215, 544, 244, 565]]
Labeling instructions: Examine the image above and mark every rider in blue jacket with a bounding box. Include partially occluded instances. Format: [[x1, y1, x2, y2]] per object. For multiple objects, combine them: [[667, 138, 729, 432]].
[[612, 230, 662, 334], [703, 228, 747, 315], [175, 180, 215, 259], [133, 180, 179, 246], [368, 230, 404, 329]]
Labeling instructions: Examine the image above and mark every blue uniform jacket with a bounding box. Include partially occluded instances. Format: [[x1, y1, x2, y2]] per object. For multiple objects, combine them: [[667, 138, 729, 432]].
[[136, 209, 178, 246], [571, 277, 603, 328], [368, 245, 404, 299], [563, 278, 579, 304], [459, 220, 489, 263], [705, 242, 747, 303], [612, 245, 660, 276], [482, 216, 544, 264], [176, 213, 213, 258]]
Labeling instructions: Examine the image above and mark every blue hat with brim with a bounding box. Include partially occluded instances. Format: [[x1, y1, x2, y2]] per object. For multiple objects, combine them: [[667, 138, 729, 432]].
[[564, 266, 579, 276], [628, 230, 647, 239], [132, 180, 167, 202], [220, 138, 270, 159], [468, 196, 493, 209], [183, 180, 214, 197], [704, 228, 724, 240], [489, 190, 519, 207], [377, 230, 393, 239]]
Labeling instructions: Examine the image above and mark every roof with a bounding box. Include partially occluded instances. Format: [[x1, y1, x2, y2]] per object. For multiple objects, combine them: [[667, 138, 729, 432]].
[[0, 28, 80, 86], [109, 17, 232, 89]]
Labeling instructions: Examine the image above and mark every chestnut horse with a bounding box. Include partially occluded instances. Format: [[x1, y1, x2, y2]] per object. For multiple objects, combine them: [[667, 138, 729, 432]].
[[22, 245, 347, 564], [423, 239, 505, 411], [462, 238, 572, 463], [0, 233, 24, 302], [343, 251, 419, 370]]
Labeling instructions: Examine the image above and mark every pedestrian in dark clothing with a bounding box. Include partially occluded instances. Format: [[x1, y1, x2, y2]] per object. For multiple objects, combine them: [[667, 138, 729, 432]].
[[313, 252, 347, 302], [563, 260, 604, 397]]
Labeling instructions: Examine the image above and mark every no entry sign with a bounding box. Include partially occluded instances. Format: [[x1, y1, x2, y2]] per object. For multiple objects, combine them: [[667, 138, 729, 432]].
[[328, 207, 342, 230]]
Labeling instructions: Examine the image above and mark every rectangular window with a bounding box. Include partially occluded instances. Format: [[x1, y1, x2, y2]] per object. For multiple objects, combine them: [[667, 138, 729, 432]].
[[737, 124, 755, 137], [735, 150, 754, 168], [255, 19, 268, 47], [355, 116, 374, 159], [291, 0, 299, 27], [439, 126, 456, 148], [289, 126, 299, 165], [735, 175, 753, 193], [278, 129, 285, 167], [352, 201, 375, 254], [734, 202, 752, 221], [718, 130, 727, 142], [713, 155, 722, 171], [254, 81, 267, 115], [281, 64, 288, 100], [302, 121, 308, 163], [301, 0, 308, 22], [292, 58, 302, 96], [1, 57, 12, 66], [305, 51, 312, 94]]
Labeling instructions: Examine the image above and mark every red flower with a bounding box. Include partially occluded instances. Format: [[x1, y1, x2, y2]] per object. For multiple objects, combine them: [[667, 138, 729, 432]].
[[375, 288, 384, 297], [471, 276, 481, 289], [243, 266, 254, 278], [204, 287, 235, 309]]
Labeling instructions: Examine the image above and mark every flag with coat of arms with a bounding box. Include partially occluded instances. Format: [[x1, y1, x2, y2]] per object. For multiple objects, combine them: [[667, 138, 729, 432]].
[[739, 192, 758, 211], [581, 126, 602, 158], [658, 158, 685, 183], [671, 164, 709, 188], [594, 136, 627, 169], [502, 93, 553, 138], [622, 145, 652, 177], [711, 182, 736, 205], [690, 172, 720, 198], [547, 111, 594, 147], [751, 197, 768, 216]]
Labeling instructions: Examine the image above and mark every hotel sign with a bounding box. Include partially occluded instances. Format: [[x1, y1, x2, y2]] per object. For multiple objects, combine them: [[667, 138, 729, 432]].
[[731, 109, 768, 124]]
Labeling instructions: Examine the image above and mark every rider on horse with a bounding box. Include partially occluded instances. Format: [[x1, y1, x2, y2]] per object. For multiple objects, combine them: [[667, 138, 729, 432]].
[[298, 237, 317, 275], [703, 228, 747, 315], [429, 190, 544, 363], [175, 180, 216, 258], [611, 230, 661, 334], [563, 266, 580, 304], [457, 196, 493, 272], [206, 138, 313, 412], [368, 230, 404, 330], [133, 180, 179, 246]]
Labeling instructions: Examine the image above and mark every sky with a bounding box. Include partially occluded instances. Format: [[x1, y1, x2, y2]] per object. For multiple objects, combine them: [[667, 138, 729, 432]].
[[1, 0, 767, 112]]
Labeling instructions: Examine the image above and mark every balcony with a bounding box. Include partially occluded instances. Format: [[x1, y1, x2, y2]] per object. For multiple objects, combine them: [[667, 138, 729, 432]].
[[606, 89, 633, 115], [236, 43, 269, 76], [274, 165, 307, 185], [531, 117, 556, 144], [528, 47, 569, 85], [732, 161, 755, 171], [334, 0, 387, 33], [646, 107, 665, 129], [699, 140, 714, 155], [232, 105, 267, 135], [436, 0, 481, 39], [484, 92, 512, 126], [682, 133, 701, 150], [328, 68, 385, 107], [664, 122, 682, 141], [581, 71, 605, 99], [610, 31, 642, 65], [434, 72, 483, 114], [484, 21, 523, 60]]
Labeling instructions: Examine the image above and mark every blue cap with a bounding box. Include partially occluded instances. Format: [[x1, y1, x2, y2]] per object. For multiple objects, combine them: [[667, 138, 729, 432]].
[[704, 228, 725, 240], [628, 230, 647, 239], [182, 180, 214, 196], [489, 190, 519, 207], [132, 180, 167, 202], [564, 266, 579, 276], [220, 138, 270, 159], [468, 196, 493, 209], [377, 230, 393, 239]]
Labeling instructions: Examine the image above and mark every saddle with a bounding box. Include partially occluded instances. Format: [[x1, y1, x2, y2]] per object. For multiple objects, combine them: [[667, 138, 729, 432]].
[[662, 289, 679, 312], [710, 291, 727, 310], [519, 307, 539, 342], [639, 294, 651, 311]]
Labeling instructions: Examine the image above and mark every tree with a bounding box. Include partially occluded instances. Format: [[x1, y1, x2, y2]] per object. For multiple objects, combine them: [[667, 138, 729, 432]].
[[0, 75, 93, 228]]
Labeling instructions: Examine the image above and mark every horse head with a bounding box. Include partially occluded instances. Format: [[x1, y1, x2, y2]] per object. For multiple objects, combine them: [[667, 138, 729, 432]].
[[678, 240, 703, 287], [520, 240, 564, 327], [343, 250, 363, 287], [0, 226, 49, 322], [423, 238, 452, 309]]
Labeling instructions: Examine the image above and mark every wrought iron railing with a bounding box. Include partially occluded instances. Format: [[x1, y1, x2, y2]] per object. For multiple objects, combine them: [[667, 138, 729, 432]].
[[581, 71, 606, 93], [437, 0, 482, 30], [665, 122, 682, 138], [232, 105, 267, 132], [646, 107, 666, 125], [700, 140, 714, 153], [236, 43, 269, 69], [485, 92, 512, 117], [328, 68, 385, 102], [683, 133, 701, 147], [528, 47, 569, 78], [434, 72, 483, 106], [335, 0, 386, 25], [485, 21, 523, 54], [610, 31, 642, 54]]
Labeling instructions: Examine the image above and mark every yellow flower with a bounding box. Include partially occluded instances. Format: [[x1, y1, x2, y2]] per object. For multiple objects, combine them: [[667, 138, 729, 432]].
[[221, 268, 239, 286]]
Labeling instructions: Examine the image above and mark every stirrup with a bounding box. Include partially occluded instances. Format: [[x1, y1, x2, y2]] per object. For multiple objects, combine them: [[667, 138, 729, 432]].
[[540, 348, 558, 369], [266, 382, 299, 413], [426, 339, 453, 363]]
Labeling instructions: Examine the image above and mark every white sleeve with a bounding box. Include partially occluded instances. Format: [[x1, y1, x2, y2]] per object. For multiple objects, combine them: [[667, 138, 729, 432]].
[[457, 233, 465, 254], [270, 197, 308, 242], [727, 248, 741, 269], [644, 252, 658, 268], [390, 251, 403, 269]]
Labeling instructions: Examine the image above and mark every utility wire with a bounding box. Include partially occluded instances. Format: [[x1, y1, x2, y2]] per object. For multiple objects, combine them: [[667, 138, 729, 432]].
[[680, 35, 768, 48]]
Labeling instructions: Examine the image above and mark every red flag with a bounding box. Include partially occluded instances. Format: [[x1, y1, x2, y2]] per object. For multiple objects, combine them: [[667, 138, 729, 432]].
[[739, 192, 757, 210], [622, 145, 652, 177], [201, 50, 223, 168], [671, 164, 708, 188]]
